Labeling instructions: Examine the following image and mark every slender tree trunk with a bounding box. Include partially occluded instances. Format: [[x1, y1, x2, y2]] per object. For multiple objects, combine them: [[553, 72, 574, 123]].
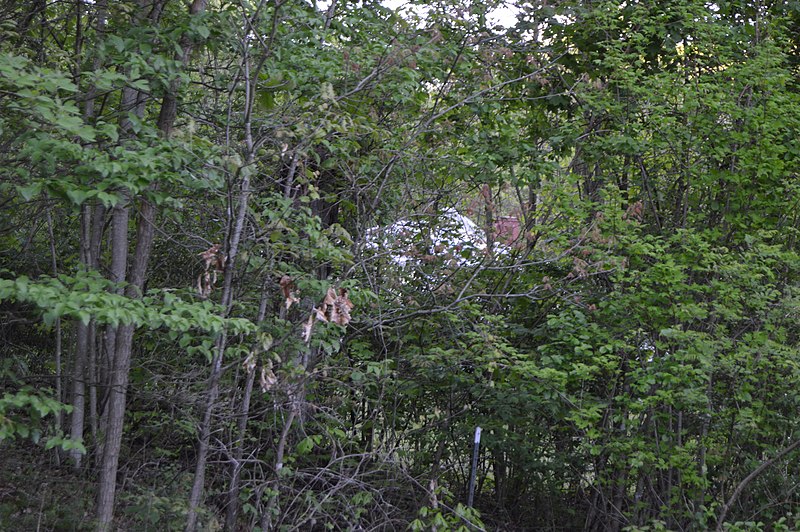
[[95, 1, 208, 527], [225, 368, 256, 530], [262, 408, 297, 530], [96, 196, 157, 528], [45, 207, 63, 466], [69, 205, 94, 468], [82, 0, 106, 121], [95, 323, 133, 528], [88, 320, 99, 440], [97, 200, 129, 455], [225, 284, 270, 529], [186, 169, 251, 530], [80, 1, 108, 444], [69, 322, 88, 467], [185, 332, 229, 531], [53, 319, 63, 463], [186, 5, 260, 525], [698, 378, 713, 513]]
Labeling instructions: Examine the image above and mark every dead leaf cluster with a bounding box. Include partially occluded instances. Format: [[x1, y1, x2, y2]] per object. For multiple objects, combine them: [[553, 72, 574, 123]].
[[280, 275, 300, 309], [623, 200, 644, 222], [242, 334, 279, 392], [302, 286, 354, 344], [260, 361, 278, 392], [196, 243, 225, 298]]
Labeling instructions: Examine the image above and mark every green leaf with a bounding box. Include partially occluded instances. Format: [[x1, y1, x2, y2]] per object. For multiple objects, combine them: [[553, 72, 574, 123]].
[[65, 188, 91, 206], [16, 183, 42, 201], [296, 436, 315, 455]]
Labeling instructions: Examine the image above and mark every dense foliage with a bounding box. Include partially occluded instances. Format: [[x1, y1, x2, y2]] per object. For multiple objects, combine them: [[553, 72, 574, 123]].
[[2, 0, 800, 530]]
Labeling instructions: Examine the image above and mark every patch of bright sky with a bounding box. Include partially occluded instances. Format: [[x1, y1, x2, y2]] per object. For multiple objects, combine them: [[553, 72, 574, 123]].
[[382, 0, 518, 28], [317, 0, 519, 29], [488, 2, 519, 29]]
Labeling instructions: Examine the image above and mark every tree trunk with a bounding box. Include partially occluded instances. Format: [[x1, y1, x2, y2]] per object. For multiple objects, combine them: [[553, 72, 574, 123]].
[[88, 320, 99, 441], [186, 4, 257, 524], [97, 199, 129, 456], [261, 408, 298, 530], [69, 322, 88, 467], [95, 198, 156, 529], [95, 1, 208, 527], [45, 207, 63, 466], [225, 284, 270, 529], [68, 204, 93, 468], [186, 170, 251, 531], [225, 368, 256, 530]]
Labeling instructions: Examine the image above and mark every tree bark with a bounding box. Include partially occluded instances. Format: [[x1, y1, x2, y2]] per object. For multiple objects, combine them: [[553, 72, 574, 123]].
[[95, 199, 156, 529], [69, 322, 88, 467], [68, 204, 93, 468], [261, 408, 298, 530], [186, 4, 260, 525], [715, 438, 800, 531], [225, 367, 256, 530], [186, 169, 251, 531], [225, 284, 270, 529], [45, 206, 63, 466], [97, 199, 129, 456], [95, 1, 209, 528]]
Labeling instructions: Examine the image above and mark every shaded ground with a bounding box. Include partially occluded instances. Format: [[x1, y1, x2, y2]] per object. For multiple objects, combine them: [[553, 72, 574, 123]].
[[0, 445, 94, 531]]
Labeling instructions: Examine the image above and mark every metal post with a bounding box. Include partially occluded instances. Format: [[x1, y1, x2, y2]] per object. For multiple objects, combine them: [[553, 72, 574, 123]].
[[467, 426, 481, 507]]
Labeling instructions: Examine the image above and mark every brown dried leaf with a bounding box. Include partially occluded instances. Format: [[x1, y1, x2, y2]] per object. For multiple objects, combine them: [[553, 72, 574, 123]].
[[260, 364, 278, 392], [197, 244, 224, 297], [331, 288, 353, 327], [197, 271, 213, 298], [261, 334, 274, 352], [314, 307, 328, 322], [301, 313, 315, 343], [329, 303, 340, 326], [198, 243, 221, 269], [280, 275, 299, 310], [243, 352, 256, 373], [279, 275, 293, 297], [572, 257, 589, 278], [285, 293, 299, 310], [339, 288, 354, 308], [323, 287, 337, 306], [624, 200, 644, 222]]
